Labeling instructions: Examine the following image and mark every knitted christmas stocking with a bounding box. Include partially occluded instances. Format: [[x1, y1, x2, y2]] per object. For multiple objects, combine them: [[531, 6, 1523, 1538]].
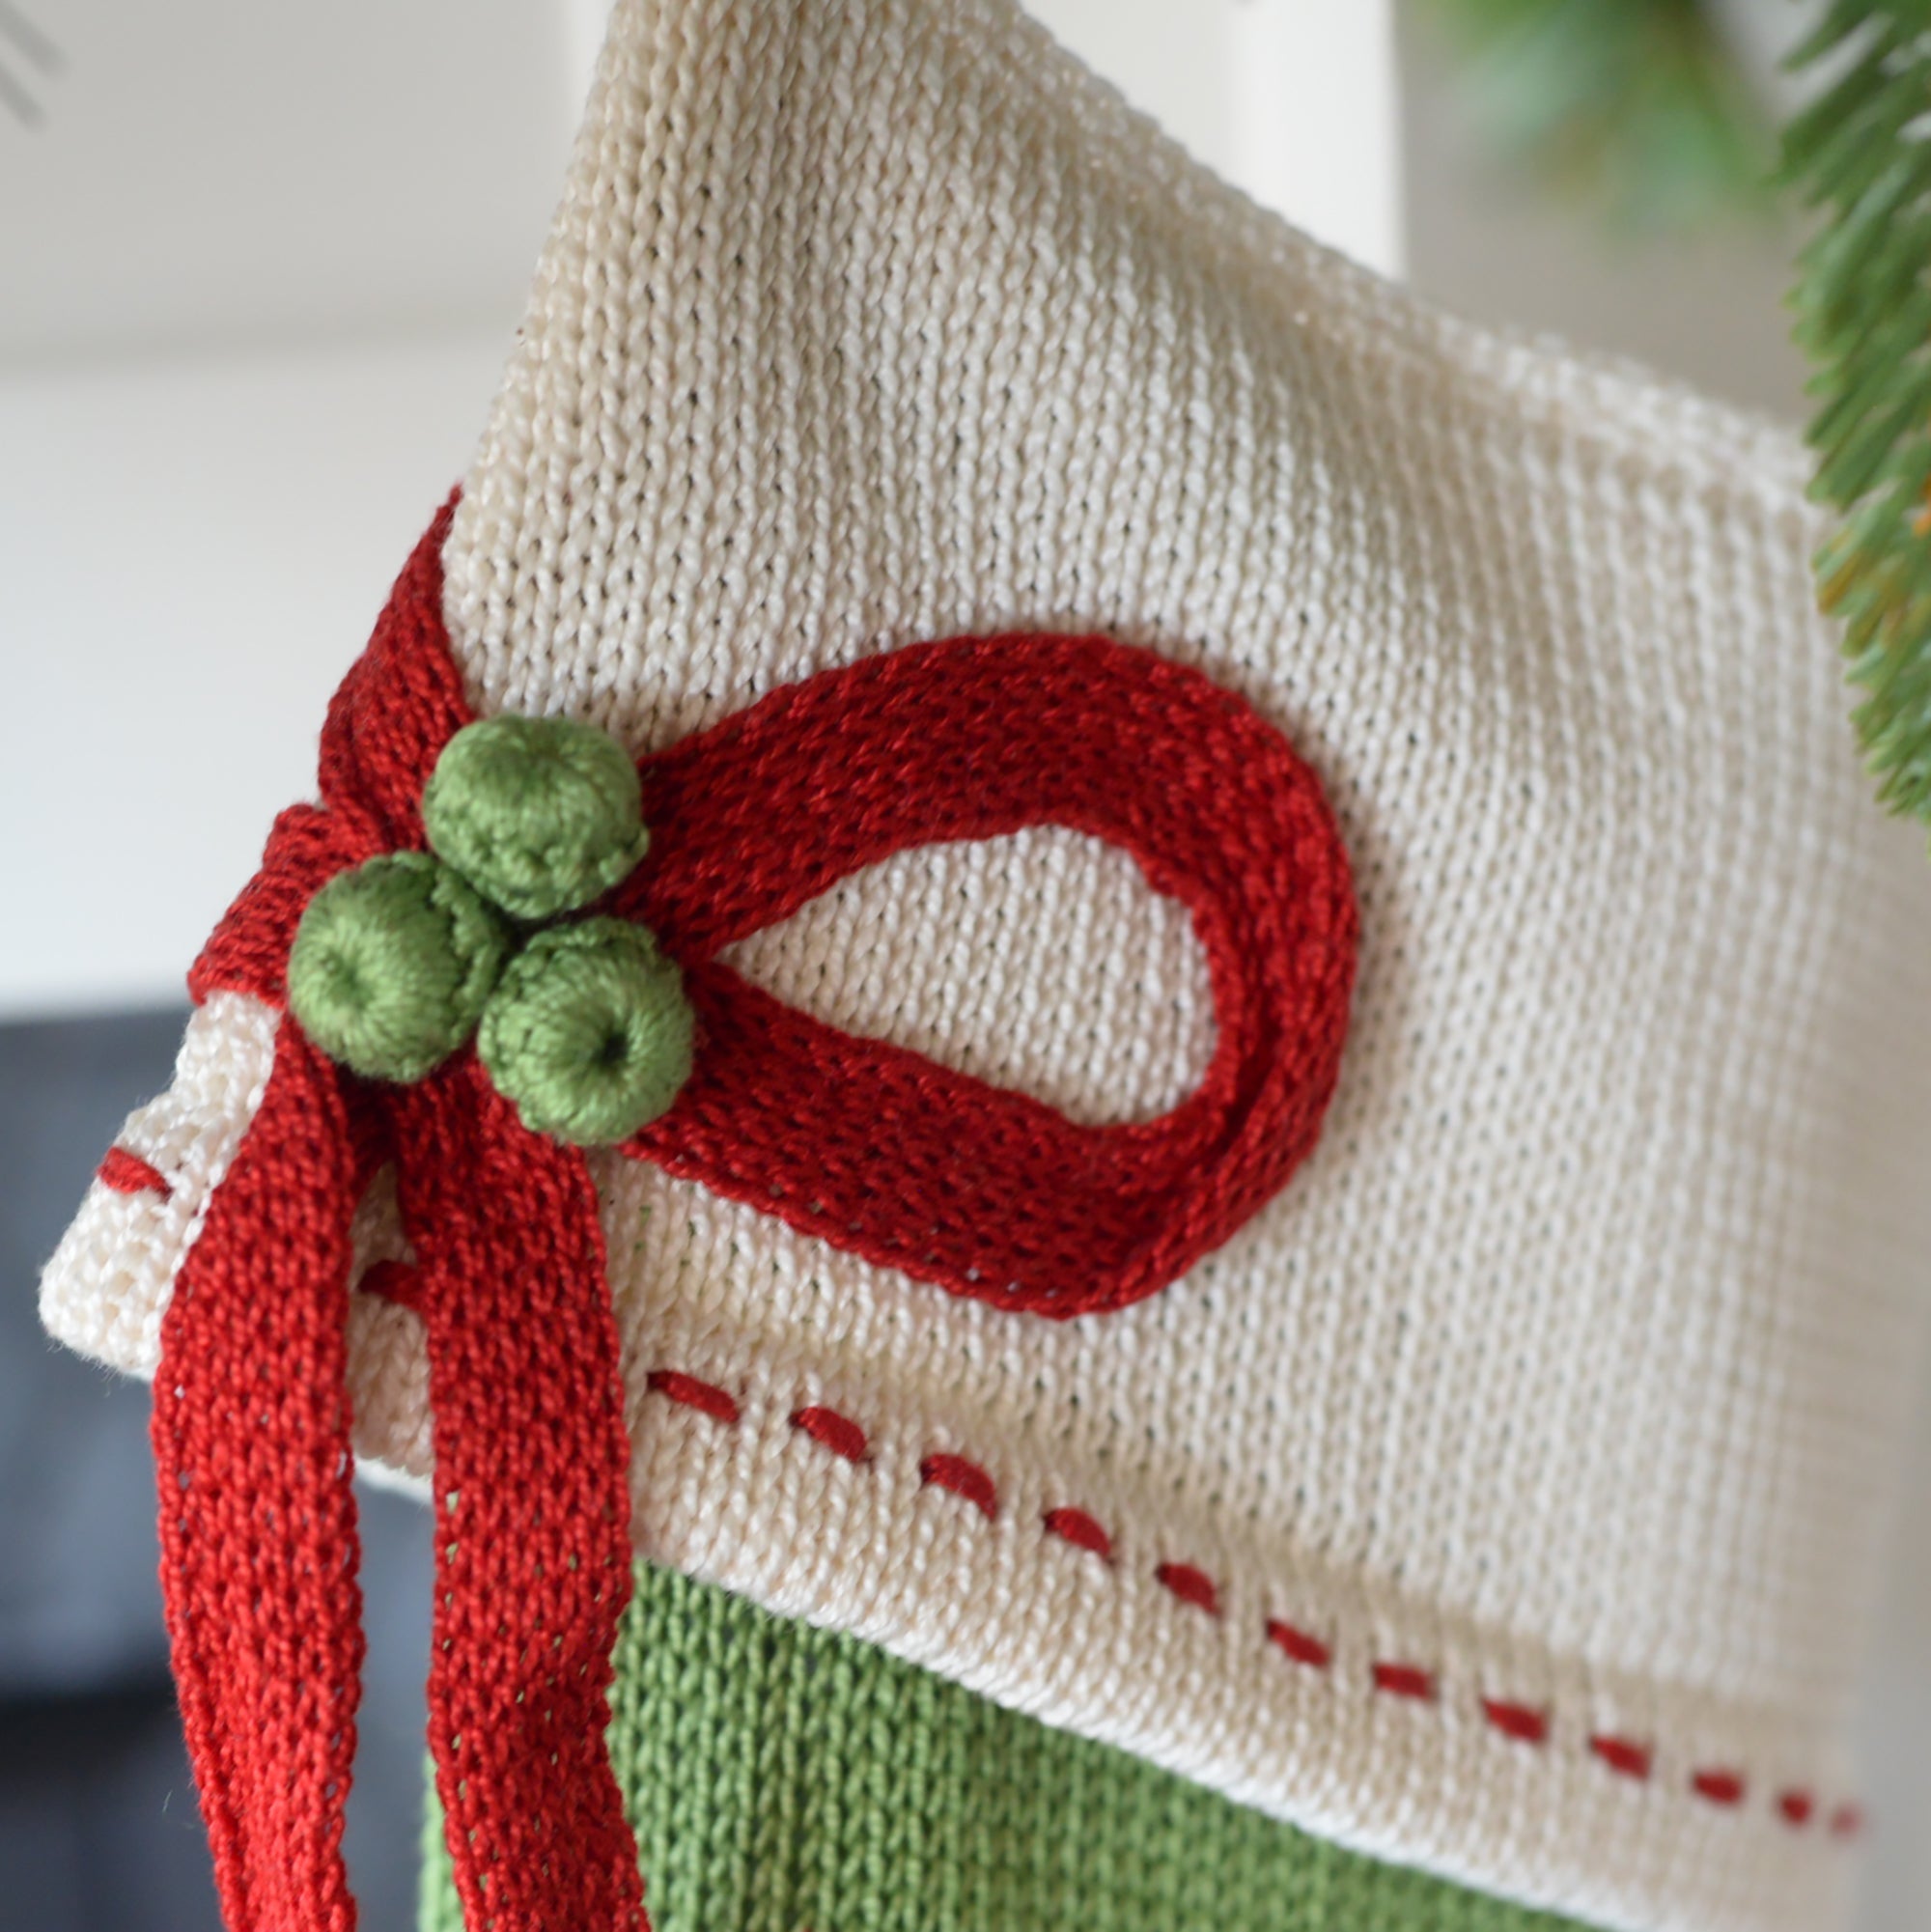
[[40, 4, 1931, 1931]]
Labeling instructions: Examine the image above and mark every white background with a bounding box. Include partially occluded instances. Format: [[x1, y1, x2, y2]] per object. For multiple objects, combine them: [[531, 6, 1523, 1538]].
[[0, 0, 1396, 1020]]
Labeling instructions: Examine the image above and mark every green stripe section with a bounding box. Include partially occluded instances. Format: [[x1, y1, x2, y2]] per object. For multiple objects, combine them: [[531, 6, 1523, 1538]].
[[420, 1560, 1584, 1932]]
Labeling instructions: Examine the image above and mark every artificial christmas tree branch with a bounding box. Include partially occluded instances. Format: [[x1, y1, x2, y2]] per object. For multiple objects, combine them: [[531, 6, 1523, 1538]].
[[1421, 0, 1769, 227], [1782, 1, 1931, 825]]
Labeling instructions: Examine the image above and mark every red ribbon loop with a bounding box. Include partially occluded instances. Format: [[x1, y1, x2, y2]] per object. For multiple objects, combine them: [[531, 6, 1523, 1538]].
[[156, 501, 1357, 1930], [617, 630, 1357, 1314]]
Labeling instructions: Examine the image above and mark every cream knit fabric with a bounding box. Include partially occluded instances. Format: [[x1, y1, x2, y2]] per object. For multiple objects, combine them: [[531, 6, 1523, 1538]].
[[41, 3, 1931, 1928]]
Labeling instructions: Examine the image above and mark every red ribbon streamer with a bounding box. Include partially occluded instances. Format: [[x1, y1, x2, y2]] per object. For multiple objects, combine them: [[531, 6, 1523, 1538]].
[[154, 501, 1357, 1929]]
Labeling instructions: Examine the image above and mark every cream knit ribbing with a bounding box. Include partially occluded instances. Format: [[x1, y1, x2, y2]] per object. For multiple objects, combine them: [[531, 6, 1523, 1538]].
[[41, 4, 1931, 1929]]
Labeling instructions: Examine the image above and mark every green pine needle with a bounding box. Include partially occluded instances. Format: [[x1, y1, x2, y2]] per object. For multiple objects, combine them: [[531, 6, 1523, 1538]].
[[1422, 0, 1771, 230], [1782, 2, 1931, 823]]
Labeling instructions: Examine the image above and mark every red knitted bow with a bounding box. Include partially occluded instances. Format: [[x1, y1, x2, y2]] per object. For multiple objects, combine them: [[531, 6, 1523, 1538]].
[[152, 502, 1357, 1930]]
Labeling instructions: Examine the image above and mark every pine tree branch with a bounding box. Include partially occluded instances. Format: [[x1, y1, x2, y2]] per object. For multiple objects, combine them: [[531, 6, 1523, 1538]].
[[1782, 3, 1931, 823]]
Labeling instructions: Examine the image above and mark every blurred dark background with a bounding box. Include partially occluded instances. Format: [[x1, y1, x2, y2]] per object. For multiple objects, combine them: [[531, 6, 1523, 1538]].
[[0, 1015, 432, 1931]]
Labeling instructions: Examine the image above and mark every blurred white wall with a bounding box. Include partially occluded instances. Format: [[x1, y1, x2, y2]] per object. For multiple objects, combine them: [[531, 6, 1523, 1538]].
[[1027, 0, 1401, 276], [0, 1, 577, 1018], [1, 1, 568, 364], [0, 0, 1397, 1020]]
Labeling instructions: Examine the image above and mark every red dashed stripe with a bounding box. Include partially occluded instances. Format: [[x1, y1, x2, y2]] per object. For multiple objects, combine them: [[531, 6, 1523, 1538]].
[[790, 1405, 869, 1463], [1155, 1562, 1219, 1616], [98, 1147, 171, 1198], [1043, 1506, 1112, 1561], [647, 1370, 741, 1426], [1265, 1620, 1331, 1670], [649, 1364, 1862, 1843], [1482, 1699, 1550, 1746], [1692, 1769, 1748, 1808], [920, 1454, 998, 1520], [1372, 1662, 1434, 1701], [1589, 1735, 1653, 1781]]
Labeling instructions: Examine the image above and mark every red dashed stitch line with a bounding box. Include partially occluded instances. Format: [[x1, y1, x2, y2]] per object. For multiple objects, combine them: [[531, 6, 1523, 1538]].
[[645, 1366, 1862, 1843], [1372, 1662, 1434, 1701], [1481, 1699, 1550, 1746], [98, 1147, 171, 1198], [1265, 1620, 1331, 1670], [1693, 1768, 1748, 1808], [920, 1454, 998, 1519], [1589, 1734, 1653, 1781], [647, 1371, 741, 1426], [1155, 1562, 1219, 1616], [790, 1405, 869, 1463], [1043, 1506, 1112, 1560]]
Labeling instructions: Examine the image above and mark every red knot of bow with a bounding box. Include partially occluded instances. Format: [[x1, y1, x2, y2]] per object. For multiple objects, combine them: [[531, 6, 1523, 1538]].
[[152, 500, 1357, 1930]]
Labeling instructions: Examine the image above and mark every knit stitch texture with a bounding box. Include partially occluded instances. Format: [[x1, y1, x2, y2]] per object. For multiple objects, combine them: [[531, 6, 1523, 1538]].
[[477, 918, 693, 1143], [419, 1561, 1581, 1932], [424, 714, 652, 922], [100, 501, 1358, 1932], [39, 1, 1931, 1927], [286, 851, 509, 1082]]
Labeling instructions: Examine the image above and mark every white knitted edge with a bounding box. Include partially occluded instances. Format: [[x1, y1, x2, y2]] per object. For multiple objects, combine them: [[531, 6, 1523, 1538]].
[[38, 992, 278, 1375], [37, 995, 438, 1471], [987, 0, 1811, 512], [38, 987, 1852, 1932]]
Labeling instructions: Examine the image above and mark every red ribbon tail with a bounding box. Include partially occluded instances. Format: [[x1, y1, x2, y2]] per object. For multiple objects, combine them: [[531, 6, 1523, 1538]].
[[151, 1026, 365, 1932], [391, 1060, 649, 1932]]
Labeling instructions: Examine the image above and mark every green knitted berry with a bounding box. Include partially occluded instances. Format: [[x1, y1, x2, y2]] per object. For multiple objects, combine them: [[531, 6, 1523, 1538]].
[[423, 714, 650, 922], [477, 918, 694, 1144], [287, 853, 511, 1083]]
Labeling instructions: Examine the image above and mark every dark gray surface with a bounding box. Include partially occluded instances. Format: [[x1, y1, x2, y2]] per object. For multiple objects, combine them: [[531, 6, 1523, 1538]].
[[1, 1009, 431, 1931]]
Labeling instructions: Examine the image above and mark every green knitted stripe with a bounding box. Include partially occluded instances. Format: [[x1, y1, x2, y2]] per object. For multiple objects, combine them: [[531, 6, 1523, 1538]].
[[419, 1561, 1585, 1932]]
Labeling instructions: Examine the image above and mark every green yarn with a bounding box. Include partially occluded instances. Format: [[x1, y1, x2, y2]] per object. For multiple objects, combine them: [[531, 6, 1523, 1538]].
[[476, 918, 694, 1144], [421, 1561, 1583, 1932], [289, 716, 687, 1130], [287, 853, 510, 1083], [424, 714, 651, 921]]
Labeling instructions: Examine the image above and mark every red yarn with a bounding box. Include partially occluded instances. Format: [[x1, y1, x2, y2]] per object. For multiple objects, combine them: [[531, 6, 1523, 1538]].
[[1692, 1768, 1748, 1807], [1154, 1561, 1221, 1616], [1042, 1506, 1114, 1560], [646, 1369, 742, 1425], [1481, 1699, 1550, 1746], [1589, 1735, 1654, 1781], [152, 1031, 363, 1932], [1371, 1662, 1435, 1701], [161, 498, 1358, 1930], [389, 1063, 642, 1931], [610, 625, 1357, 1316], [167, 508, 643, 1932], [196, 542, 1358, 1325], [1264, 1619, 1331, 1670], [98, 1146, 172, 1197], [919, 1453, 999, 1519], [791, 1405, 871, 1463]]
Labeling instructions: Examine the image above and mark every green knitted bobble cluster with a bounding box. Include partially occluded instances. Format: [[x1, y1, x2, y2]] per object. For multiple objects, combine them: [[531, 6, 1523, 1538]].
[[287, 716, 693, 1145]]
